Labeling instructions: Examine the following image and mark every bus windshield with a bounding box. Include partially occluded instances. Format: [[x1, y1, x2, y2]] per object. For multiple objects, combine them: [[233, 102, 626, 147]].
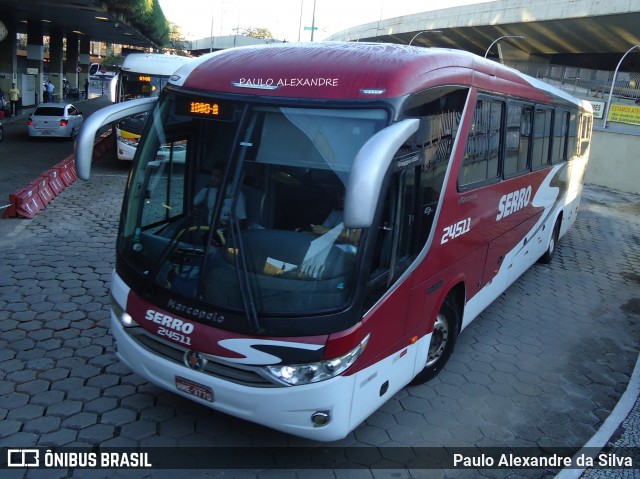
[[118, 91, 388, 316], [119, 71, 167, 101]]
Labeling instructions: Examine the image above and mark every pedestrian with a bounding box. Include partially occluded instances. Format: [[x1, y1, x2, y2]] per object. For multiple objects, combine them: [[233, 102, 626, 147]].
[[8, 82, 20, 117], [0, 86, 8, 117], [84, 78, 89, 99], [46, 80, 55, 103]]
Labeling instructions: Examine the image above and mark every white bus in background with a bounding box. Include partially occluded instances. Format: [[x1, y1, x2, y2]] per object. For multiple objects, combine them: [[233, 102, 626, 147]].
[[111, 53, 192, 160]]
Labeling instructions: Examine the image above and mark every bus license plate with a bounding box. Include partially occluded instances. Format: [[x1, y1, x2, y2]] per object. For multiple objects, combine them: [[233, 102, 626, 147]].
[[175, 376, 214, 402]]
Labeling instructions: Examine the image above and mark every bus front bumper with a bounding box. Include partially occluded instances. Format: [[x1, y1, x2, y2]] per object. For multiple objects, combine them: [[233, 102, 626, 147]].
[[111, 313, 362, 441]]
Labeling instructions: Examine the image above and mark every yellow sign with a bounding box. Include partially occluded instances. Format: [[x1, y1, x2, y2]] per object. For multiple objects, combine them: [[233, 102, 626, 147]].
[[608, 104, 640, 126]]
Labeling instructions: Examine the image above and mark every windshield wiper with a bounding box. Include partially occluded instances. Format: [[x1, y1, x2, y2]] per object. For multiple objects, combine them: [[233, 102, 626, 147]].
[[144, 206, 208, 293], [227, 211, 263, 334]]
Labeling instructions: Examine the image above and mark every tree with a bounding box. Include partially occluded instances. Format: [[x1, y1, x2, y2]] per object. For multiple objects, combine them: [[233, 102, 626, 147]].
[[164, 22, 189, 56], [240, 27, 274, 40], [100, 52, 125, 70], [103, 0, 170, 47]]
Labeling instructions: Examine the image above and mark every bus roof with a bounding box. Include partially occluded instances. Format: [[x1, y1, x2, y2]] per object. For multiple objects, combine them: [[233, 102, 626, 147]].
[[171, 42, 590, 110], [121, 53, 193, 77]]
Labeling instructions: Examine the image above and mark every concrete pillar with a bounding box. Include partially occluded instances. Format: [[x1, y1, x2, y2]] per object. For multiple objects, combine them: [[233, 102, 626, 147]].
[[0, 16, 18, 96], [27, 20, 44, 106], [79, 35, 90, 99], [498, 43, 530, 64], [49, 26, 64, 102], [65, 31, 79, 92]]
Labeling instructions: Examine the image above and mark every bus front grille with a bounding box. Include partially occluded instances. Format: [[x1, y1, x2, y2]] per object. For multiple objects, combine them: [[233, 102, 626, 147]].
[[123, 327, 281, 388]]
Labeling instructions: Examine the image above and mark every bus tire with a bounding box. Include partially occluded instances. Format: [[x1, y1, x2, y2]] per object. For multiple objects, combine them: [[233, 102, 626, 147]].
[[410, 296, 460, 385], [539, 217, 561, 264]]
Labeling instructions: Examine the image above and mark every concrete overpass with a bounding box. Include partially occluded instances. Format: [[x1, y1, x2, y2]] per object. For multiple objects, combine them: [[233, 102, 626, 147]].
[[187, 35, 285, 57], [326, 0, 640, 195], [326, 0, 640, 71]]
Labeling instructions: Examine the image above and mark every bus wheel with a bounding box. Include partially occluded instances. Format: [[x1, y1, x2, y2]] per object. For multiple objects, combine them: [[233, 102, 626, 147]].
[[539, 218, 560, 264], [410, 297, 460, 385]]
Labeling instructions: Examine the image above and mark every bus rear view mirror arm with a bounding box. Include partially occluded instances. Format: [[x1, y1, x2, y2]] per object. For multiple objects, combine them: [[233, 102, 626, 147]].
[[344, 119, 420, 229], [74, 97, 157, 180]]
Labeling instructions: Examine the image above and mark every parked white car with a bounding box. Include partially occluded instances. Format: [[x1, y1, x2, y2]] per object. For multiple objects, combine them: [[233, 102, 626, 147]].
[[28, 103, 83, 140]]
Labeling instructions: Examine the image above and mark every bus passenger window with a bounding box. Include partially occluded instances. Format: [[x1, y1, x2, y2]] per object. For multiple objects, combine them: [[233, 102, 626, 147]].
[[567, 112, 578, 159], [578, 114, 592, 155], [504, 104, 532, 177], [532, 108, 552, 170], [459, 99, 503, 188], [551, 111, 569, 164]]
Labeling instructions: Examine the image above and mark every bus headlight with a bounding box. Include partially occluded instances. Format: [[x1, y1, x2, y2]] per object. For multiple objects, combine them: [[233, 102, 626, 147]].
[[265, 334, 369, 386], [111, 295, 136, 327], [117, 133, 139, 147]]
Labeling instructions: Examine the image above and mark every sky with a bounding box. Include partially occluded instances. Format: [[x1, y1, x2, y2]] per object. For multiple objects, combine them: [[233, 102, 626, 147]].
[[158, 0, 491, 43]]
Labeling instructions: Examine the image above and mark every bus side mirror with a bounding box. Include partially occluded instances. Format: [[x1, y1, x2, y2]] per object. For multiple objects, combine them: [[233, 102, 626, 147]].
[[344, 119, 419, 229], [74, 97, 157, 180]]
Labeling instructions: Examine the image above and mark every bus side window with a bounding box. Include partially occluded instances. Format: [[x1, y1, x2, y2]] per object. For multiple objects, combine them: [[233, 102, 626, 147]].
[[405, 89, 465, 245], [531, 107, 553, 170], [365, 184, 396, 308], [459, 98, 503, 188], [578, 113, 592, 155], [551, 110, 569, 164], [504, 103, 532, 177], [365, 88, 466, 308], [396, 168, 418, 265], [567, 111, 578, 159]]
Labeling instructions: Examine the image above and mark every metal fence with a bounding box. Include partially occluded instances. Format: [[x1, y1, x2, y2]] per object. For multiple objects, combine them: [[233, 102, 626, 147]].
[[507, 61, 640, 102]]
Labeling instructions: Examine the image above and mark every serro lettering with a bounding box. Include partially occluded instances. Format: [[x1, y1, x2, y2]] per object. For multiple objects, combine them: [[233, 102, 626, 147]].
[[145, 310, 195, 334], [496, 185, 532, 221]]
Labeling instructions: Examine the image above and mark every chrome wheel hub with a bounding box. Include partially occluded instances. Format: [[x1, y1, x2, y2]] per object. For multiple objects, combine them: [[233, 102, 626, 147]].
[[427, 313, 449, 367]]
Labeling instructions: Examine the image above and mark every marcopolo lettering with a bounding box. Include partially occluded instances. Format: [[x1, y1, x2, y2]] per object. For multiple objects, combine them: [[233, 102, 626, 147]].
[[166, 298, 225, 323], [145, 309, 195, 334], [496, 185, 532, 221]]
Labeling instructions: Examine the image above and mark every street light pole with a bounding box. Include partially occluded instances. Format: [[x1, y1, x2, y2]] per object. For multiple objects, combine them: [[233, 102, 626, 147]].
[[209, 2, 214, 53], [484, 35, 526, 59], [298, 0, 304, 43], [310, 0, 317, 42], [408, 30, 443, 46], [603, 44, 640, 129]]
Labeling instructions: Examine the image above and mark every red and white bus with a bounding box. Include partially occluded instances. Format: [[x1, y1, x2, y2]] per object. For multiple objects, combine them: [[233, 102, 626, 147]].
[[75, 42, 592, 441]]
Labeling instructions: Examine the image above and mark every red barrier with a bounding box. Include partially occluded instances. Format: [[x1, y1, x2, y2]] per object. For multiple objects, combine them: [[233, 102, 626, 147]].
[[57, 158, 77, 187], [4, 132, 112, 219], [92, 131, 114, 161], [7, 182, 46, 219], [40, 167, 66, 196], [34, 176, 55, 206], [66, 158, 78, 182]]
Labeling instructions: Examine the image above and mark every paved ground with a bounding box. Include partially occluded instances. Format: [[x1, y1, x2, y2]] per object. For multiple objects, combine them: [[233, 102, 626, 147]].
[[0, 137, 638, 478], [0, 92, 112, 207]]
